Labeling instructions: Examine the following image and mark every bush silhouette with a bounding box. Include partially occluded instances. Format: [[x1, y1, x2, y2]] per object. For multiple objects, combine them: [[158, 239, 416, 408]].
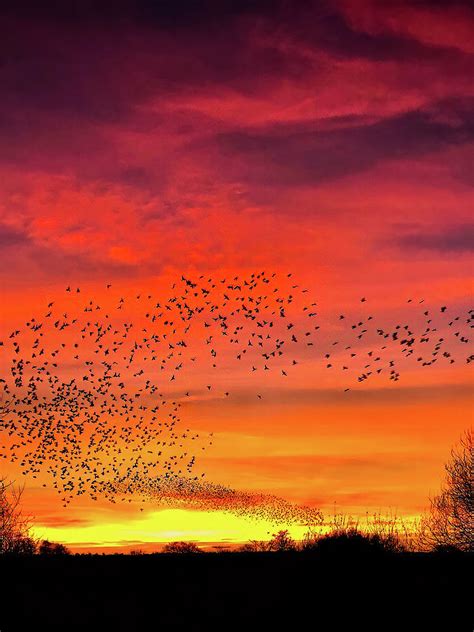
[[162, 541, 203, 553], [239, 540, 272, 552], [268, 530, 296, 552], [39, 540, 70, 555], [9, 536, 37, 555], [433, 544, 463, 555], [302, 529, 404, 556]]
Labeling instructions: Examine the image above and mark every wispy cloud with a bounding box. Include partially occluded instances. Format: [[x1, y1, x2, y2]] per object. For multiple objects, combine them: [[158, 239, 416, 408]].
[[396, 223, 474, 253]]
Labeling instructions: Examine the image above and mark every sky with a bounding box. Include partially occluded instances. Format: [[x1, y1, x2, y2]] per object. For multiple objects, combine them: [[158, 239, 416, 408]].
[[0, 0, 472, 551]]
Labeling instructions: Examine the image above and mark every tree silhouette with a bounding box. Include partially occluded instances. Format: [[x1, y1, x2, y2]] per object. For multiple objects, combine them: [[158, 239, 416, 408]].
[[268, 530, 296, 552], [1, 399, 36, 554], [239, 540, 272, 552], [162, 541, 203, 553], [9, 536, 37, 555], [419, 429, 473, 552], [0, 476, 36, 554], [38, 540, 70, 555]]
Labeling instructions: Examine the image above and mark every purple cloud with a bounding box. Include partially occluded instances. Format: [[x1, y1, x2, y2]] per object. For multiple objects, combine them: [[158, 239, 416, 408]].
[[397, 224, 474, 253]]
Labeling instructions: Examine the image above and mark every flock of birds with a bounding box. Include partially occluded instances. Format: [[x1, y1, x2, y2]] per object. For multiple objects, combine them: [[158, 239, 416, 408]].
[[0, 271, 472, 522]]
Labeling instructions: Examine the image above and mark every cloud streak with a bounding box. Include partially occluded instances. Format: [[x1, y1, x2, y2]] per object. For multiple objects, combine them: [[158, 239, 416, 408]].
[[396, 224, 474, 253]]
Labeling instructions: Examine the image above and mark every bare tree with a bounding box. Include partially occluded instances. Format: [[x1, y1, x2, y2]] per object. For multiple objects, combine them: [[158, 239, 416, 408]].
[[0, 476, 36, 554], [419, 429, 473, 552], [1, 398, 33, 552], [1, 399, 37, 553]]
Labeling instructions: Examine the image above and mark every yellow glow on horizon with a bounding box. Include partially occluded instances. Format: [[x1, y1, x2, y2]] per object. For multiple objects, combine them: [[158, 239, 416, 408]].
[[32, 508, 311, 548]]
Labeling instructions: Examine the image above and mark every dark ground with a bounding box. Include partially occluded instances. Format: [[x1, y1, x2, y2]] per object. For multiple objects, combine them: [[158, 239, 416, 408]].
[[0, 552, 472, 631]]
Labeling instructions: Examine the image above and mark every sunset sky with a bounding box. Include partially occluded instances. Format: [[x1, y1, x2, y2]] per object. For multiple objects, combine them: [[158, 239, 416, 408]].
[[0, 0, 472, 551]]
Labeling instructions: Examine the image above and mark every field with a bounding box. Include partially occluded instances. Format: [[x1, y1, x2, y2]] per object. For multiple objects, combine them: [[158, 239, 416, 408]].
[[1, 551, 472, 631]]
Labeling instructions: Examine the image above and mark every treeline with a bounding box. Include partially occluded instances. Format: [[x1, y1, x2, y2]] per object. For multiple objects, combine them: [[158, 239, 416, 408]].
[[1, 537, 70, 556]]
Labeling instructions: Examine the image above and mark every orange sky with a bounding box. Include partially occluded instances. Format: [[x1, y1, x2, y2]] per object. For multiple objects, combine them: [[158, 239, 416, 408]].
[[0, 0, 473, 550]]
